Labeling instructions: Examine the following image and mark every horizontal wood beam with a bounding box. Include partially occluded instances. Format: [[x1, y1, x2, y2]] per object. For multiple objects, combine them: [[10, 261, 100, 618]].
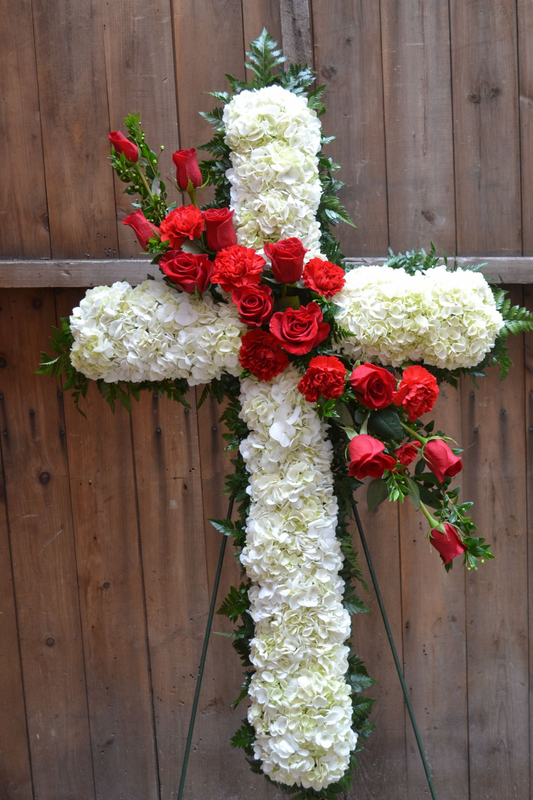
[[0, 257, 532, 287]]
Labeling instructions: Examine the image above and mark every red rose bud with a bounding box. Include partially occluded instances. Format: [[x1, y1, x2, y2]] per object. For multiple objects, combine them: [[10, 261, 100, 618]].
[[211, 245, 265, 293], [430, 523, 467, 565], [264, 237, 306, 283], [394, 441, 421, 467], [172, 148, 203, 191], [298, 355, 346, 403], [393, 365, 439, 422], [269, 302, 330, 355], [203, 207, 238, 251], [159, 205, 205, 250], [303, 257, 346, 298], [109, 131, 139, 162], [423, 439, 463, 483], [239, 329, 290, 382], [232, 285, 274, 327], [348, 434, 396, 480], [350, 363, 396, 409], [159, 251, 213, 294], [122, 211, 160, 251]]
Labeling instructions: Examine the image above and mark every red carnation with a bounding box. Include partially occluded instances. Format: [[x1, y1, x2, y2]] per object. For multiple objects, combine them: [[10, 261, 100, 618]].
[[348, 435, 396, 479], [203, 208, 238, 251], [394, 441, 421, 467], [109, 131, 138, 162], [393, 365, 439, 422], [423, 439, 463, 483], [232, 285, 273, 327], [159, 205, 205, 250], [264, 238, 306, 283], [350, 363, 396, 410], [303, 257, 346, 298], [239, 329, 290, 382], [298, 356, 346, 402], [172, 148, 202, 191], [122, 210, 160, 251], [269, 302, 330, 356], [159, 251, 213, 294], [430, 523, 467, 565], [211, 245, 265, 292]]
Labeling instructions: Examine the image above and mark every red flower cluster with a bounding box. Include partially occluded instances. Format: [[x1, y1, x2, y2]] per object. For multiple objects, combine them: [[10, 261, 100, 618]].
[[211, 245, 265, 292], [159, 251, 213, 294], [264, 238, 306, 283], [109, 131, 138, 162], [123, 210, 159, 251], [160, 205, 205, 249], [424, 439, 462, 482], [203, 208, 237, 251], [430, 523, 467, 564], [394, 365, 438, 421], [269, 302, 329, 355], [350, 363, 396, 409], [348, 435, 396, 479], [298, 356, 346, 402], [232, 285, 273, 327], [172, 148, 202, 191], [303, 258, 345, 298], [239, 330, 289, 382]]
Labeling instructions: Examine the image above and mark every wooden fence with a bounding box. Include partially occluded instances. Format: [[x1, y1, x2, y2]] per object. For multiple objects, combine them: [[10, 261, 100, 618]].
[[1, 1, 533, 799]]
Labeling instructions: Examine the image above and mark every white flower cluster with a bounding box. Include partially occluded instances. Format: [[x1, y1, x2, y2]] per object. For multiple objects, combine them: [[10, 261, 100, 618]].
[[335, 265, 504, 369], [224, 85, 323, 256], [239, 367, 356, 791], [70, 280, 246, 385]]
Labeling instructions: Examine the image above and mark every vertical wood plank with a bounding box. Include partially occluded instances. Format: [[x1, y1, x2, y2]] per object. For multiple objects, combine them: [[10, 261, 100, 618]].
[[461, 287, 529, 800], [0, 0, 50, 258], [100, 0, 180, 257], [242, 0, 282, 49], [280, 0, 312, 65], [518, 0, 533, 255], [525, 287, 533, 796], [0, 289, 95, 800], [56, 290, 160, 800], [399, 386, 469, 799], [380, 0, 456, 253], [348, 504, 408, 799], [312, 1, 388, 255], [31, 0, 118, 257], [450, 0, 521, 256]]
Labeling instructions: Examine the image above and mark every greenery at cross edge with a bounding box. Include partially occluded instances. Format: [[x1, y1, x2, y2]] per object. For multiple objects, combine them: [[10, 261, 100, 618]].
[[37, 28, 533, 799]]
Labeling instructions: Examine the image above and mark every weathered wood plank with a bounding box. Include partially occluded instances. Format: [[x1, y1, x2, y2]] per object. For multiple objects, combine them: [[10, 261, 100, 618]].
[[518, 0, 533, 254], [0, 289, 95, 800], [380, 0, 456, 253], [460, 287, 529, 799], [31, 0, 118, 258], [280, 0, 312, 65], [399, 385, 468, 799], [348, 504, 408, 799], [0, 0, 50, 258], [312, 1, 388, 255], [242, 0, 282, 51], [524, 287, 533, 796], [450, 0, 522, 256], [56, 289, 160, 800]]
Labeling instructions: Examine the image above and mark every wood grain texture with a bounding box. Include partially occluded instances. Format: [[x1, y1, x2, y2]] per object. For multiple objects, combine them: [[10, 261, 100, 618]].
[[524, 286, 533, 797], [0, 289, 95, 800], [31, 0, 118, 258], [280, 0, 312, 65], [518, 0, 533, 254], [461, 287, 529, 800], [380, 0, 456, 253], [56, 289, 160, 800], [450, 0, 522, 256], [348, 504, 408, 799], [0, 0, 50, 258], [242, 0, 282, 51], [312, 1, 388, 255]]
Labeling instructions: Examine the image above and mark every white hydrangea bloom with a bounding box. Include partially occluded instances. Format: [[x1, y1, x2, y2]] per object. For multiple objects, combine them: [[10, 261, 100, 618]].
[[239, 367, 356, 790], [334, 265, 504, 369], [224, 86, 324, 257], [70, 280, 246, 385]]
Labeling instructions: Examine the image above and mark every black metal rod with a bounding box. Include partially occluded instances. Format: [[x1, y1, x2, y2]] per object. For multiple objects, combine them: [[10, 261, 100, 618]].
[[177, 494, 235, 800], [352, 501, 438, 800]]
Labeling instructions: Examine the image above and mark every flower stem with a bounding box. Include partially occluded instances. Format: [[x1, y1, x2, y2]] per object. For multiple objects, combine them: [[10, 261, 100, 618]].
[[135, 162, 153, 200], [420, 501, 446, 533], [359, 414, 370, 435], [400, 421, 427, 444]]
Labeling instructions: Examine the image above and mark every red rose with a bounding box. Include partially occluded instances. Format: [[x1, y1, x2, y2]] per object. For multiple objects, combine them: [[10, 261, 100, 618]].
[[393, 365, 439, 422], [122, 210, 160, 251], [303, 258, 346, 298], [239, 329, 290, 382], [269, 302, 330, 355], [159, 205, 205, 249], [172, 148, 202, 191], [423, 439, 463, 483], [159, 251, 213, 294], [109, 131, 139, 162], [298, 356, 346, 402], [350, 363, 396, 409], [264, 238, 306, 283], [430, 523, 467, 565], [203, 208, 238, 251], [394, 441, 421, 466], [232, 285, 273, 327], [211, 245, 265, 293], [348, 434, 396, 479]]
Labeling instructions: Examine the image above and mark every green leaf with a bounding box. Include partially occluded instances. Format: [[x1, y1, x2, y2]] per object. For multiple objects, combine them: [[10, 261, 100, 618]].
[[209, 518, 239, 537], [368, 408, 403, 443], [405, 476, 421, 510], [367, 478, 389, 512]]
